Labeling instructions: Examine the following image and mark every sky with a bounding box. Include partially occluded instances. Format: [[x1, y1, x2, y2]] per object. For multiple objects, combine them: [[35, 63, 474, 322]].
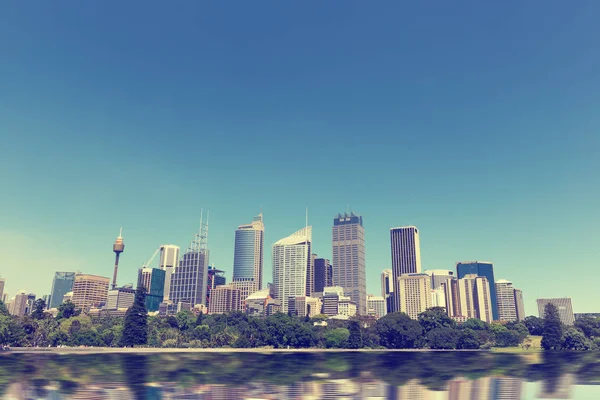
[[1, 1, 599, 316]]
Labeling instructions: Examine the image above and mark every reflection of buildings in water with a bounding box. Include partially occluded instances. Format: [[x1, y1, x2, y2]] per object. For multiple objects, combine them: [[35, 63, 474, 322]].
[[447, 377, 492, 400], [537, 374, 575, 399], [389, 379, 440, 400], [360, 378, 389, 399], [320, 378, 361, 400], [490, 377, 523, 400]]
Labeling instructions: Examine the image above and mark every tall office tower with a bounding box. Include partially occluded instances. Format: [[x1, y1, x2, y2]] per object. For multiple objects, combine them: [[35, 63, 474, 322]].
[[208, 284, 241, 314], [537, 298, 575, 325], [159, 244, 180, 302], [381, 269, 395, 313], [431, 287, 447, 309], [0, 277, 5, 302], [206, 265, 227, 306], [390, 226, 421, 312], [367, 295, 387, 319], [313, 257, 332, 294], [170, 214, 210, 307], [137, 267, 166, 312], [306, 253, 316, 297], [10, 291, 28, 316], [72, 274, 110, 311], [49, 272, 76, 309], [231, 214, 264, 309], [111, 228, 125, 290], [443, 279, 462, 319], [423, 269, 455, 289], [456, 261, 498, 320], [272, 226, 311, 313], [458, 274, 493, 323], [332, 212, 366, 315], [397, 274, 432, 320], [514, 289, 525, 322], [495, 279, 518, 322]]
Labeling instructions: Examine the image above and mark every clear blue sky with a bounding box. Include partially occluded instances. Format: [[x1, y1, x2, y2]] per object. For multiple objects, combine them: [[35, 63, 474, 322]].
[[1, 1, 599, 315]]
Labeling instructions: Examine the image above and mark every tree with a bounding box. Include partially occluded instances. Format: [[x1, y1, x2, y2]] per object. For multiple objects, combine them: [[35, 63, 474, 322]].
[[120, 287, 148, 347], [57, 301, 78, 320], [324, 328, 350, 348], [426, 327, 460, 349], [457, 328, 481, 349], [347, 320, 363, 349], [196, 312, 204, 326], [375, 312, 423, 349], [0, 300, 9, 317], [460, 318, 488, 331], [523, 316, 544, 336], [561, 328, 596, 350], [30, 298, 46, 320], [541, 303, 563, 350], [574, 316, 600, 339], [418, 307, 456, 333]]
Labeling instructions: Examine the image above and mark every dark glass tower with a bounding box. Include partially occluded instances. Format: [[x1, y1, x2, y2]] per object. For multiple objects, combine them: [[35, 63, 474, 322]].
[[49, 272, 76, 309], [456, 261, 498, 320], [313, 257, 333, 293]]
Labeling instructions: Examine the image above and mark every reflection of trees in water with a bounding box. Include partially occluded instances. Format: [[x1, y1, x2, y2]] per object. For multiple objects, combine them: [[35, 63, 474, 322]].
[[0, 351, 599, 396]]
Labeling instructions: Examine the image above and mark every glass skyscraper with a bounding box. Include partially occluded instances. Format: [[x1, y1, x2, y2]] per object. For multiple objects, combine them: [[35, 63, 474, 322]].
[[170, 227, 209, 307], [332, 213, 366, 315], [49, 272, 76, 309], [272, 226, 312, 313], [137, 267, 166, 312], [313, 257, 332, 294], [232, 214, 264, 306], [456, 261, 498, 320], [390, 226, 421, 312]]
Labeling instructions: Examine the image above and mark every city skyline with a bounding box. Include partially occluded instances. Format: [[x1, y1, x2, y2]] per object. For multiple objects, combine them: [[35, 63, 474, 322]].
[[2, 2, 599, 317]]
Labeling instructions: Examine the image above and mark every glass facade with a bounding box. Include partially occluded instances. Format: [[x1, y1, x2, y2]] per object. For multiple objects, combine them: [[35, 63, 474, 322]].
[[49, 272, 76, 309], [170, 250, 209, 306], [233, 230, 258, 280], [456, 261, 498, 320], [138, 268, 166, 312], [313, 257, 332, 293]]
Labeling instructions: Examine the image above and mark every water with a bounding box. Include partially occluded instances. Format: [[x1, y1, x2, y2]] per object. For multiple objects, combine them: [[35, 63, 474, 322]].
[[1, 351, 599, 399]]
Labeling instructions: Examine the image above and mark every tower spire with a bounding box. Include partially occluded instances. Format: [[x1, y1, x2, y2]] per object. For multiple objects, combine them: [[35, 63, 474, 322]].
[[112, 228, 125, 290]]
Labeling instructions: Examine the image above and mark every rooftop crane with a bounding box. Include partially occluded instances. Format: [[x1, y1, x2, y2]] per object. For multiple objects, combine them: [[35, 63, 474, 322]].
[[142, 247, 161, 269]]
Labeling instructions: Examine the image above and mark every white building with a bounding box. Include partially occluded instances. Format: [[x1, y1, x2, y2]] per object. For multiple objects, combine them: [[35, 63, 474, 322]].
[[459, 274, 493, 323], [495, 279, 518, 322], [424, 269, 455, 289], [397, 274, 431, 320], [367, 295, 387, 319], [272, 226, 311, 313], [431, 287, 447, 309], [323, 286, 344, 316], [159, 244, 180, 302]]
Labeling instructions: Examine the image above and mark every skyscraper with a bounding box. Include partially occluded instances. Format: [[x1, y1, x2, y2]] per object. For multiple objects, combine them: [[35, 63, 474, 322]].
[[537, 298, 575, 325], [514, 289, 525, 322], [332, 212, 366, 315], [397, 273, 432, 320], [390, 226, 421, 312], [458, 274, 494, 323], [0, 277, 5, 302], [232, 214, 264, 308], [9, 291, 28, 317], [367, 295, 387, 319], [313, 257, 332, 294], [495, 279, 518, 322], [272, 226, 311, 313], [49, 272, 76, 309], [170, 216, 209, 307], [423, 269, 455, 289], [137, 267, 166, 312], [71, 274, 110, 311], [456, 261, 498, 320], [208, 284, 241, 314], [207, 265, 227, 306], [381, 269, 395, 313], [159, 244, 180, 302]]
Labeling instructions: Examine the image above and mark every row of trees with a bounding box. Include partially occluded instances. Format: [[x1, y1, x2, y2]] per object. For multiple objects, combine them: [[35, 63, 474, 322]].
[[1, 289, 533, 349]]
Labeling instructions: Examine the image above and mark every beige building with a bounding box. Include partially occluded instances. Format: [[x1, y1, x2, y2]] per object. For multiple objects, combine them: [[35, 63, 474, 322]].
[[514, 289, 525, 322], [9, 291, 28, 317], [71, 274, 110, 311], [367, 295, 387, 319], [458, 274, 493, 323], [289, 295, 322, 317], [208, 284, 241, 314], [495, 279, 518, 322], [537, 297, 575, 326], [0, 277, 5, 302], [397, 274, 432, 320]]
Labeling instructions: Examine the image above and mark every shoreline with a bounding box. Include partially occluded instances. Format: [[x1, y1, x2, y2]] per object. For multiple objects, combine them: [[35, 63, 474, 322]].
[[1, 347, 489, 355]]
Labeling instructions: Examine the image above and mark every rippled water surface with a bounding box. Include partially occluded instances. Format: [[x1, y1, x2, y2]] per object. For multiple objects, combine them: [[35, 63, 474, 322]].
[[1, 351, 599, 399]]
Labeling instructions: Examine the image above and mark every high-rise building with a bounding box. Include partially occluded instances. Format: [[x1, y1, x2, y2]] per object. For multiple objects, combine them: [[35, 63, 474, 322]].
[[390, 226, 421, 312], [537, 298, 575, 326], [9, 291, 28, 316], [495, 279, 518, 322], [232, 214, 264, 307], [71, 274, 110, 311], [272, 226, 311, 313], [458, 274, 493, 323], [313, 257, 332, 294], [0, 277, 5, 302], [106, 286, 135, 310], [49, 272, 76, 309], [207, 265, 226, 307], [332, 213, 366, 315], [170, 217, 209, 307], [423, 269, 455, 289], [397, 273, 431, 320], [456, 261, 498, 320], [159, 244, 180, 302], [514, 289, 525, 322], [208, 284, 240, 314], [367, 295, 387, 319], [381, 269, 395, 313], [431, 287, 446, 309], [443, 279, 462, 320], [137, 267, 166, 312], [306, 253, 315, 297]]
